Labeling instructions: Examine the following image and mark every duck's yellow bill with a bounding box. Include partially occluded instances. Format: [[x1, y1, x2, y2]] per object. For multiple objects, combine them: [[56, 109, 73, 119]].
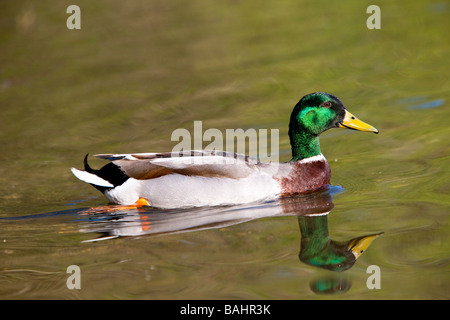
[[348, 233, 383, 259], [339, 110, 379, 134]]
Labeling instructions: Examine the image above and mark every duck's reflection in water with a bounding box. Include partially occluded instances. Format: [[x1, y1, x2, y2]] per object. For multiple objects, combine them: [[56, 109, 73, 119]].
[[280, 189, 382, 294], [78, 186, 382, 294]]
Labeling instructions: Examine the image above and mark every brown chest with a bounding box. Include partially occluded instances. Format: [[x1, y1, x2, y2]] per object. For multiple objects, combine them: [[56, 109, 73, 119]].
[[279, 160, 331, 195]]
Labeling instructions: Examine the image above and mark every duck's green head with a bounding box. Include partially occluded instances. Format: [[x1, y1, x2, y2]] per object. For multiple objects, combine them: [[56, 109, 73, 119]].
[[289, 92, 378, 161]]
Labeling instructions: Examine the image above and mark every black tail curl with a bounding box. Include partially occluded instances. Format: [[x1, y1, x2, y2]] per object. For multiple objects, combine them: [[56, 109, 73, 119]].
[[84, 154, 96, 174], [83, 154, 129, 193]]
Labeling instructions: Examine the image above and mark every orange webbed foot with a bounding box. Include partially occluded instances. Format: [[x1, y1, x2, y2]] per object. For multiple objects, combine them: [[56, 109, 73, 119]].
[[81, 198, 150, 214]]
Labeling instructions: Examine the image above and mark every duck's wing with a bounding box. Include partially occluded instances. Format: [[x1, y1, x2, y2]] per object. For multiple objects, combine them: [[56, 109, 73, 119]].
[[94, 150, 259, 180]]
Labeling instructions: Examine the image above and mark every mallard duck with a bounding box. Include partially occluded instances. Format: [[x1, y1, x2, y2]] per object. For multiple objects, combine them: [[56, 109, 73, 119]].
[[71, 92, 378, 209]]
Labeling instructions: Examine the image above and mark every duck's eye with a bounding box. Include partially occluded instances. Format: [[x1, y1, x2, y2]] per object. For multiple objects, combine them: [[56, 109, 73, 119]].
[[322, 101, 331, 108]]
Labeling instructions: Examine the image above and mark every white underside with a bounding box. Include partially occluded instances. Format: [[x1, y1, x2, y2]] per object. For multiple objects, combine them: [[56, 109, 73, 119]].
[[104, 172, 281, 209]]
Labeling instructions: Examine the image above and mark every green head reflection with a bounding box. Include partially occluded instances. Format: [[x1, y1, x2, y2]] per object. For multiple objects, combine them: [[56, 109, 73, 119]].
[[298, 215, 382, 272], [280, 187, 383, 273]]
